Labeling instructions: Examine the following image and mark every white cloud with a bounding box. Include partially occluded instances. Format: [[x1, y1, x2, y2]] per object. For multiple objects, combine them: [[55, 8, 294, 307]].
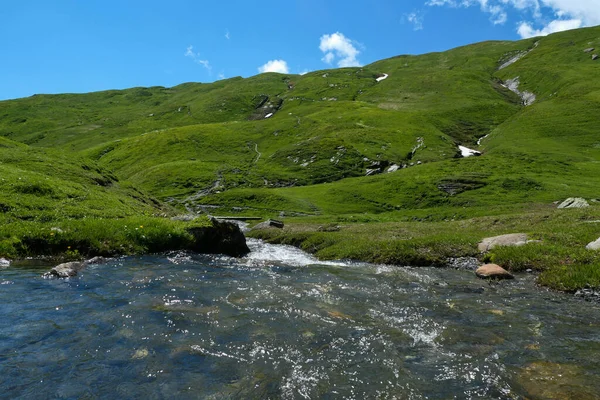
[[184, 45, 211, 72], [406, 12, 425, 30], [258, 59, 290, 74], [517, 18, 583, 38], [225, 30, 230, 40], [319, 32, 361, 68], [426, 0, 600, 38], [218, 72, 226, 80]]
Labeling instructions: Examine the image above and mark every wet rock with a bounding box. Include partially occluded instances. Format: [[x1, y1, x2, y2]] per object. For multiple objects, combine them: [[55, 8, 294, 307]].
[[45, 261, 87, 278], [475, 264, 514, 280], [132, 348, 149, 359], [478, 233, 528, 252], [587, 237, 600, 250], [187, 218, 250, 257], [446, 257, 479, 271], [252, 219, 284, 230], [574, 287, 600, 302], [86, 256, 108, 264], [557, 197, 589, 209], [0, 258, 10, 268]]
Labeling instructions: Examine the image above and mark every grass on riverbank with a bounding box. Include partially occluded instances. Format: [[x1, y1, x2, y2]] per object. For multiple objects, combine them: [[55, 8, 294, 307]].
[[249, 205, 600, 292], [0, 216, 212, 260]]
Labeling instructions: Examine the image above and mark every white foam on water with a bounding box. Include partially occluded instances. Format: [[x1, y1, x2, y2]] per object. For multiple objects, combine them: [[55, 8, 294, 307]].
[[244, 239, 347, 267]]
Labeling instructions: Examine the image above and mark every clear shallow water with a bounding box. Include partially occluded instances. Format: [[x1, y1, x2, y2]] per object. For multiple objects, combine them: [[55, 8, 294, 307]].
[[1, 239, 600, 399]]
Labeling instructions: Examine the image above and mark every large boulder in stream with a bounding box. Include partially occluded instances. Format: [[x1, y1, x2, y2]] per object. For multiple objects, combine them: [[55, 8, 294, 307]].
[[45, 261, 87, 278], [186, 218, 250, 257], [44, 256, 109, 278], [475, 264, 514, 280]]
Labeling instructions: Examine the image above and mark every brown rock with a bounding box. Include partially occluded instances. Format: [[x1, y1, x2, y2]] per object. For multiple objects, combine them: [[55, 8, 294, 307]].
[[478, 233, 528, 252], [475, 264, 514, 280]]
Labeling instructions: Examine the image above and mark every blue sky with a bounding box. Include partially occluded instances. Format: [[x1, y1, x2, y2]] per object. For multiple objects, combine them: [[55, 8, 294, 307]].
[[1, 0, 598, 100]]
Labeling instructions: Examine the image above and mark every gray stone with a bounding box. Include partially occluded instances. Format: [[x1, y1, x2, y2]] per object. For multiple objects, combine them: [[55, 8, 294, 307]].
[[593, 54, 599, 61], [0, 258, 10, 268], [478, 233, 528, 252], [447, 257, 480, 271], [253, 219, 285, 230], [557, 197, 589, 209], [86, 256, 108, 264], [45, 261, 87, 278], [584, 48, 595, 53], [586, 238, 600, 250], [574, 288, 600, 303], [475, 264, 514, 280]]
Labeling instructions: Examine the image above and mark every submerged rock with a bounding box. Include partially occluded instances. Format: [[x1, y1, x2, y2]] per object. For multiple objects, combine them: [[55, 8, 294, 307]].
[[475, 264, 514, 280], [478, 233, 528, 252], [518, 361, 597, 399], [574, 287, 600, 302], [557, 197, 589, 209]]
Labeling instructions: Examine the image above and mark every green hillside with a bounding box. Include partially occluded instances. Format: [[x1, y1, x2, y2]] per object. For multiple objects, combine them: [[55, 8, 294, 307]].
[[1, 26, 600, 290]]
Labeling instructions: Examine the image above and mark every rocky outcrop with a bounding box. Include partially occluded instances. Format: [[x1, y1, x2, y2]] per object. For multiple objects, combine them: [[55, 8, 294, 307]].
[[478, 233, 528, 252], [186, 218, 250, 257], [586, 237, 600, 250], [557, 197, 589, 209], [475, 264, 514, 280], [252, 219, 284, 230]]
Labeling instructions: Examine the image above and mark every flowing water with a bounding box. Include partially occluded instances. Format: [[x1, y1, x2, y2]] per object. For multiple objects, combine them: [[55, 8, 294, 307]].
[[1, 239, 600, 399]]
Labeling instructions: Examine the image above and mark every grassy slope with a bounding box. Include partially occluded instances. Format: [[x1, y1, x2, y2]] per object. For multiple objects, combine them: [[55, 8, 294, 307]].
[[1, 26, 600, 289]]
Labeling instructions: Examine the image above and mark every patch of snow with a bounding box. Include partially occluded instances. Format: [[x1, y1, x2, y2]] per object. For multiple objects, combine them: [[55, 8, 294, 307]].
[[376, 73, 389, 82], [387, 164, 400, 173], [264, 113, 273, 119], [458, 145, 481, 158]]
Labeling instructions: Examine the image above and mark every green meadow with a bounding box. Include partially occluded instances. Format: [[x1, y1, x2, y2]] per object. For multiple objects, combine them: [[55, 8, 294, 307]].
[[1, 26, 600, 291]]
